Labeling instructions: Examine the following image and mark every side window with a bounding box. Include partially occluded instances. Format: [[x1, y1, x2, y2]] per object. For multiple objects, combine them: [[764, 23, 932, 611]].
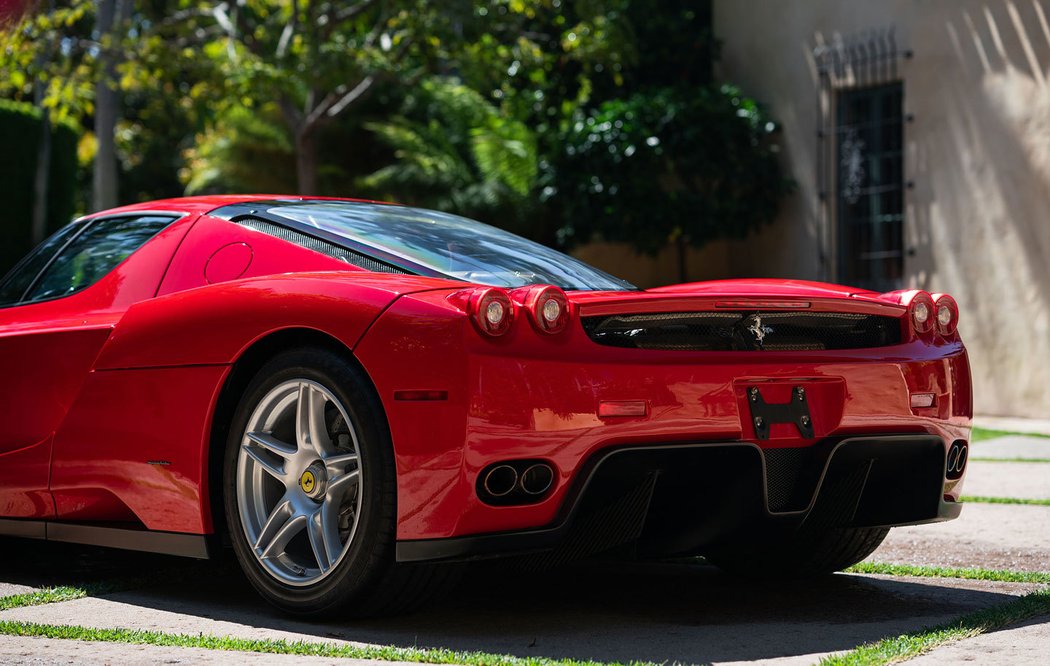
[[0, 222, 85, 307], [23, 215, 176, 304]]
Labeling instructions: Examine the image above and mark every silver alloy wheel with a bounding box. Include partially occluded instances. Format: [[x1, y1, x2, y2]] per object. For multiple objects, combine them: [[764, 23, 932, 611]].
[[236, 379, 363, 586]]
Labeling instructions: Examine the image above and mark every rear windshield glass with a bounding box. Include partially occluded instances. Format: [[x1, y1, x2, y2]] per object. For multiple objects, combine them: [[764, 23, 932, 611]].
[[263, 202, 635, 291]]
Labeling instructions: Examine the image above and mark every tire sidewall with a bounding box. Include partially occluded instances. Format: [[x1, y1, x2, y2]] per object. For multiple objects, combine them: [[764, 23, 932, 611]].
[[223, 347, 395, 614]]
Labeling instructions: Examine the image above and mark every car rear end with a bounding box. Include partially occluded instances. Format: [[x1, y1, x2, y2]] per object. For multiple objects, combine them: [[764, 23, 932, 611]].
[[353, 281, 971, 564]]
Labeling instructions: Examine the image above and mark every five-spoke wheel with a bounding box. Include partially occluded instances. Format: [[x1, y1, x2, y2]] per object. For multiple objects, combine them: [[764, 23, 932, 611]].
[[237, 379, 363, 585], [223, 347, 414, 616]]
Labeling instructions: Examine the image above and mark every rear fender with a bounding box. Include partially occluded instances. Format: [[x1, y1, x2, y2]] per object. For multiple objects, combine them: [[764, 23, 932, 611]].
[[93, 272, 459, 370]]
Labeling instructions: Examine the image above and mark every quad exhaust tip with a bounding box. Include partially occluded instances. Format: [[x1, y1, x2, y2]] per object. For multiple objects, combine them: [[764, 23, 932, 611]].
[[520, 463, 555, 495], [946, 441, 968, 479], [482, 465, 519, 497], [478, 461, 556, 505]]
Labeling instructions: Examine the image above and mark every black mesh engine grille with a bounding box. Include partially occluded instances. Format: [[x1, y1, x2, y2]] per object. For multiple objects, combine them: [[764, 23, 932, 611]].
[[764, 447, 821, 512], [236, 218, 409, 274], [582, 311, 901, 351]]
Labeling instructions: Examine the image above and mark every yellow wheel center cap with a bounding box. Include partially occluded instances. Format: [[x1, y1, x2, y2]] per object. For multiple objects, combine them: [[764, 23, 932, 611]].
[[299, 464, 326, 499]]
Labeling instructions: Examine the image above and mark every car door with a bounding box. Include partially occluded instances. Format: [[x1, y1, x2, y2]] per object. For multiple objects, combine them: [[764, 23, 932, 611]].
[[0, 214, 180, 519]]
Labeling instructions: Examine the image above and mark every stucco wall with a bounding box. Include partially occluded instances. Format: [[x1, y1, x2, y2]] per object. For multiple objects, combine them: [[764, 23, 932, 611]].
[[572, 239, 731, 288], [714, 0, 1050, 417]]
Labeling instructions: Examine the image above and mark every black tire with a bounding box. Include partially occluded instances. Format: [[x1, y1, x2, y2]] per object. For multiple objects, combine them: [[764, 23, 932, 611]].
[[705, 526, 890, 578], [223, 346, 452, 617]]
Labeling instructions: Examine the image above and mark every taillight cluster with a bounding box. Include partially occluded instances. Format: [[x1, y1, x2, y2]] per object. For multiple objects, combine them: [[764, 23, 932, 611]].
[[902, 290, 959, 340], [465, 285, 573, 338]]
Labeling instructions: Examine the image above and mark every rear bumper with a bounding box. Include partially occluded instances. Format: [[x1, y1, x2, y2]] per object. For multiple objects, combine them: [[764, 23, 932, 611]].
[[397, 434, 962, 563]]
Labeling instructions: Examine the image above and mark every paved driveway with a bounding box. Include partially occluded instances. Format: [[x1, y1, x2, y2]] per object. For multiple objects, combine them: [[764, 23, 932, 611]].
[[0, 433, 1046, 665]]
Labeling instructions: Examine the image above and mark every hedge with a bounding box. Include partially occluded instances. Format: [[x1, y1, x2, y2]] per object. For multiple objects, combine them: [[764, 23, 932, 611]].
[[0, 99, 78, 276]]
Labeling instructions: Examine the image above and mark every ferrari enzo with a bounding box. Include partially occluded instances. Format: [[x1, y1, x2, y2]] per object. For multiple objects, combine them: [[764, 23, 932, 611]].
[[0, 196, 971, 615]]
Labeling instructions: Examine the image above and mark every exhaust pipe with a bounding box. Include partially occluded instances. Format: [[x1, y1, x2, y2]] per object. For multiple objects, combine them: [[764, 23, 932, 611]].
[[947, 442, 968, 477], [482, 465, 518, 497], [520, 463, 554, 496]]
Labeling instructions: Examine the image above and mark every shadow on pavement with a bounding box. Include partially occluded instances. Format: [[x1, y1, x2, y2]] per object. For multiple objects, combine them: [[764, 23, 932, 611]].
[[0, 537, 1026, 664]]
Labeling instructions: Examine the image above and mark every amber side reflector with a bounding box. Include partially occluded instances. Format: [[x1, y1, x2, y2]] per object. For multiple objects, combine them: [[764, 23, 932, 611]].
[[394, 390, 449, 401], [598, 400, 649, 418], [910, 393, 936, 408]]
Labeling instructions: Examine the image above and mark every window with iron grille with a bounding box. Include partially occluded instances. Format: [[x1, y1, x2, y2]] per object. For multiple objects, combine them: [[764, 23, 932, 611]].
[[835, 83, 904, 292]]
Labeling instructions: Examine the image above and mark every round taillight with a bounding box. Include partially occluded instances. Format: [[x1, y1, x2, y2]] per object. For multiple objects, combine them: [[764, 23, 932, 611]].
[[909, 291, 935, 335], [469, 288, 514, 337], [520, 285, 571, 334], [932, 293, 959, 336]]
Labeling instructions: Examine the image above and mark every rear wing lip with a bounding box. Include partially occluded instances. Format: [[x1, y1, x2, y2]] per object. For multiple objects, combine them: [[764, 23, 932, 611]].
[[574, 295, 906, 318]]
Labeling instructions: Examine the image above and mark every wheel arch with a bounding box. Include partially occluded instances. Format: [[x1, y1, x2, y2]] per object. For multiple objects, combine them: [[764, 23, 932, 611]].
[[204, 327, 388, 547]]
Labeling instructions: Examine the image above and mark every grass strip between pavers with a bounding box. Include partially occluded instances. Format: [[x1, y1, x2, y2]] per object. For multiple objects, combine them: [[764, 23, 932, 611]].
[[0, 566, 204, 613], [0, 619, 652, 666], [971, 427, 1050, 442], [3, 562, 1048, 665], [970, 457, 1050, 463], [818, 586, 1050, 666], [847, 561, 1050, 584], [961, 495, 1050, 506]]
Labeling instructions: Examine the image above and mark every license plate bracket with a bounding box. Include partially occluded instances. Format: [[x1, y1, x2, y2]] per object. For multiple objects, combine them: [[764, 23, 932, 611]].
[[747, 385, 814, 440]]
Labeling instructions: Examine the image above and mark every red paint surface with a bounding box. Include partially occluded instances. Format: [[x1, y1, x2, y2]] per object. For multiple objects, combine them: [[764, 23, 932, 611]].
[[0, 196, 972, 544]]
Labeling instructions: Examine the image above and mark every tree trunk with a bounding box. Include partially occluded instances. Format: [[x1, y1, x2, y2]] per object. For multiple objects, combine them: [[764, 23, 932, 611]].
[[31, 47, 51, 245], [31, 107, 51, 244], [92, 0, 129, 212], [295, 128, 319, 195], [676, 235, 689, 284]]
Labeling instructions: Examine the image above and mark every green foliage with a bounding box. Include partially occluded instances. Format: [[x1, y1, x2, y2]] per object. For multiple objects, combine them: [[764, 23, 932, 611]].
[[554, 85, 791, 253], [360, 79, 538, 231], [182, 105, 296, 195], [0, 0, 96, 123], [619, 0, 715, 90], [0, 100, 78, 275]]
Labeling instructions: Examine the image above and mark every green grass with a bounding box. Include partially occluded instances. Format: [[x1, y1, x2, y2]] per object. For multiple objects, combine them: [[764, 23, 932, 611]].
[[970, 457, 1050, 463], [0, 620, 649, 666], [3, 561, 1049, 665], [846, 561, 1050, 584], [818, 586, 1050, 665], [962, 495, 1050, 506], [0, 576, 644, 666], [971, 427, 1050, 442], [0, 587, 90, 611]]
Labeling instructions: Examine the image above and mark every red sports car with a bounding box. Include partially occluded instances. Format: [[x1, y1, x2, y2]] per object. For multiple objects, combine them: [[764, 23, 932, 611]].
[[0, 196, 970, 615]]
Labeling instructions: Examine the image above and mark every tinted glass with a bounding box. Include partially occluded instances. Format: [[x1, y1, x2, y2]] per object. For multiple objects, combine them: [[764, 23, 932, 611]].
[[0, 222, 85, 307], [265, 202, 635, 291], [24, 215, 175, 303]]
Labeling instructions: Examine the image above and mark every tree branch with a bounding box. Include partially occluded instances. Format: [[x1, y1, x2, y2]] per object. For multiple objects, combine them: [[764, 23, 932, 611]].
[[324, 74, 375, 118], [333, 0, 376, 23], [276, 0, 299, 58]]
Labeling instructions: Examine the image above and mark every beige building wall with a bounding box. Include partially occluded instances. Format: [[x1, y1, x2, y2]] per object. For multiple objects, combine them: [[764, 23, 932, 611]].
[[572, 240, 732, 287], [714, 0, 1050, 417]]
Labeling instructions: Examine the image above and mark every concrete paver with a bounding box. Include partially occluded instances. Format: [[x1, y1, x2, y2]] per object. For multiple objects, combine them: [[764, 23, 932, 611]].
[[961, 460, 1050, 500], [0, 450, 1047, 666], [0, 635, 423, 666], [969, 434, 1050, 460], [973, 416, 1050, 437], [0, 584, 38, 598], [0, 562, 1040, 666], [904, 614, 1050, 665], [870, 502, 1050, 571]]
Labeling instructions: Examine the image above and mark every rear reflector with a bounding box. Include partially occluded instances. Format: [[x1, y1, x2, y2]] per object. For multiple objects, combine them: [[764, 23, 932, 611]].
[[394, 390, 449, 401], [598, 400, 649, 418], [910, 393, 936, 408]]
